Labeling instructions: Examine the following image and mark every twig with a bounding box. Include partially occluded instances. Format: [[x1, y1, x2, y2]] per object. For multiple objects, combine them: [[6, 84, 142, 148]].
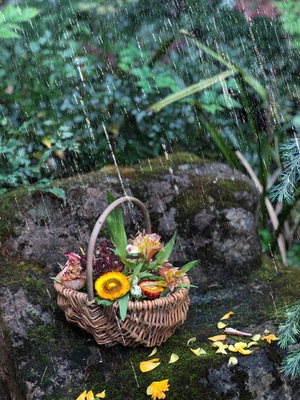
[[235, 150, 287, 266]]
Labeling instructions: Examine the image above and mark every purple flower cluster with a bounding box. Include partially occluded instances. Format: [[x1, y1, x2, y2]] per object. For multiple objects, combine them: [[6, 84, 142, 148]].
[[93, 239, 124, 277]]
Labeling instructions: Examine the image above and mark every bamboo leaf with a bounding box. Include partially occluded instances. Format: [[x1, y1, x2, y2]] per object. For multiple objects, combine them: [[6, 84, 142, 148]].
[[148, 70, 235, 113], [179, 29, 268, 101]]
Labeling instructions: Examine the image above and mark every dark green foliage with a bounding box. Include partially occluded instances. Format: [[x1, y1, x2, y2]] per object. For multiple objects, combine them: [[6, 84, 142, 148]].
[[1, 0, 298, 190]]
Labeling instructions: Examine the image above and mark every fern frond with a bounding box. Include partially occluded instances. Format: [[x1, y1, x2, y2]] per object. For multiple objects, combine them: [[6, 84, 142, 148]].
[[281, 349, 300, 379], [269, 136, 300, 204]]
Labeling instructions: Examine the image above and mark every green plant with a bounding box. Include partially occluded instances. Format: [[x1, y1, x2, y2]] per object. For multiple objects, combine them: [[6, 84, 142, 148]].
[[0, 5, 39, 38], [278, 301, 300, 378]]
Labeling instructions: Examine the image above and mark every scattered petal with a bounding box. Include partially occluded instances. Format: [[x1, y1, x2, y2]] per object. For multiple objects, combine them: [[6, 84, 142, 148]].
[[190, 347, 206, 356], [261, 334, 279, 344], [229, 342, 252, 355], [147, 379, 169, 400], [251, 334, 261, 341], [220, 311, 234, 320], [217, 321, 227, 329], [216, 347, 228, 354], [212, 341, 228, 354], [208, 334, 226, 342], [95, 390, 106, 398], [86, 391, 94, 400], [247, 341, 259, 348], [228, 356, 238, 366], [224, 327, 252, 337], [148, 348, 158, 357], [169, 353, 179, 364], [140, 358, 161, 372], [212, 341, 228, 348], [76, 391, 87, 400], [187, 337, 197, 346]]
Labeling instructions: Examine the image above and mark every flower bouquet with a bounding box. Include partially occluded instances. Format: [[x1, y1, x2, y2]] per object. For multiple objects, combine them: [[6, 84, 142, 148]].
[[54, 192, 196, 347]]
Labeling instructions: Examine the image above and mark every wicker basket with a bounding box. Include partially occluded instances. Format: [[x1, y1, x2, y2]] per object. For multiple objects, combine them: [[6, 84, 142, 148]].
[[54, 196, 190, 347]]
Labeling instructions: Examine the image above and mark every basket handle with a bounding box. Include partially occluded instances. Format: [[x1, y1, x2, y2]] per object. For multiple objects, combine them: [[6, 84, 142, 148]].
[[86, 196, 151, 301]]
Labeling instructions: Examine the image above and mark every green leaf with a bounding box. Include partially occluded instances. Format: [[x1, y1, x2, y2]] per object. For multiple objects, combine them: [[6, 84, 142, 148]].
[[44, 187, 67, 206], [0, 26, 20, 38], [155, 232, 177, 264], [118, 293, 129, 321], [131, 262, 144, 283], [106, 190, 128, 258], [3, 5, 40, 23], [181, 260, 198, 273], [95, 298, 114, 307]]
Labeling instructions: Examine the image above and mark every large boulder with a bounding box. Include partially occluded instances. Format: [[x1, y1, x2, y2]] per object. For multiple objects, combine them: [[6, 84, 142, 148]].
[[0, 152, 261, 290], [3, 153, 297, 400]]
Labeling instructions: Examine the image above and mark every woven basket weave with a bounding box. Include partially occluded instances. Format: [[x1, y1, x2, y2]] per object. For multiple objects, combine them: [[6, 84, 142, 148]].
[[54, 196, 190, 347]]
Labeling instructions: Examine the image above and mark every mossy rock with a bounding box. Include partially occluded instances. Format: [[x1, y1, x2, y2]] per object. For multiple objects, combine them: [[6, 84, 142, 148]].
[[1, 256, 300, 399]]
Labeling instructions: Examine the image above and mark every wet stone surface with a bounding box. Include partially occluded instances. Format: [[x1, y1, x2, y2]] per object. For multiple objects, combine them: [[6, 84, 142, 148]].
[[0, 154, 300, 399]]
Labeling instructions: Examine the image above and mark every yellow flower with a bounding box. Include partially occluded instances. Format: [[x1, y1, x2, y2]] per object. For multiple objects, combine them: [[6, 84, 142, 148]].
[[146, 379, 170, 400], [140, 358, 161, 372], [95, 271, 130, 301]]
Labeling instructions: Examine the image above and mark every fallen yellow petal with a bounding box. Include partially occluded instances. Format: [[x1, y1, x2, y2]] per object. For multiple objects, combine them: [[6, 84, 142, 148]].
[[208, 334, 226, 342], [86, 390, 94, 400], [140, 358, 161, 372], [95, 390, 106, 398], [228, 356, 238, 366], [76, 391, 87, 400], [220, 311, 234, 320], [261, 334, 279, 344], [251, 334, 261, 342], [228, 344, 238, 352], [217, 321, 227, 329], [190, 347, 206, 356], [233, 342, 252, 355], [187, 337, 197, 346], [148, 347, 158, 357], [169, 353, 179, 364], [247, 341, 259, 348], [216, 347, 227, 354]]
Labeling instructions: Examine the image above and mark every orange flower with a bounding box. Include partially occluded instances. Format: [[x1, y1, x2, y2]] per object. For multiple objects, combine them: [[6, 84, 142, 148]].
[[95, 271, 130, 300], [138, 280, 167, 299], [146, 379, 170, 400], [126, 232, 163, 262], [158, 266, 186, 289]]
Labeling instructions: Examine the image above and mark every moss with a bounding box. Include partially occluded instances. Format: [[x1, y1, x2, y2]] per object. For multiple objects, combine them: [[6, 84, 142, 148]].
[[83, 334, 225, 400], [174, 176, 253, 223]]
